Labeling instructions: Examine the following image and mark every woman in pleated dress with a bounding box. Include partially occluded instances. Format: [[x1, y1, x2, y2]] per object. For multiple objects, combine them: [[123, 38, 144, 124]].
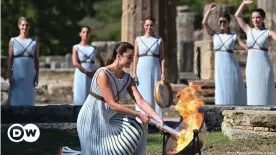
[[7, 16, 40, 106], [202, 3, 247, 105], [133, 16, 165, 117], [72, 26, 104, 105], [60, 42, 164, 155], [235, 0, 276, 105]]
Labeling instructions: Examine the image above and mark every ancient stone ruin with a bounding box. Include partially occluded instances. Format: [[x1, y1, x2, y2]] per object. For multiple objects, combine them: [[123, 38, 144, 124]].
[[222, 107, 276, 140]]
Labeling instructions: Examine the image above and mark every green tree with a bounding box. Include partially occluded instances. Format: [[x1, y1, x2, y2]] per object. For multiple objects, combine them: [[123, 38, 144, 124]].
[[176, 0, 204, 13], [1, 0, 100, 56], [81, 0, 122, 41]]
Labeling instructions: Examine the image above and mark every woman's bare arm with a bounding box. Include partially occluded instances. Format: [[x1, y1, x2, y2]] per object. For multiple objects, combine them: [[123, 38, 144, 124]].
[[34, 40, 40, 76], [132, 39, 139, 80], [7, 39, 14, 84], [202, 3, 216, 36], [127, 78, 163, 124], [269, 30, 276, 41], [72, 46, 89, 74], [97, 72, 142, 117], [159, 40, 165, 81], [236, 35, 248, 50], [235, 0, 252, 33]]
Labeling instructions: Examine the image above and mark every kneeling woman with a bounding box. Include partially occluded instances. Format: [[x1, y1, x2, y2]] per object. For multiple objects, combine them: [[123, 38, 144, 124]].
[[60, 42, 164, 155]]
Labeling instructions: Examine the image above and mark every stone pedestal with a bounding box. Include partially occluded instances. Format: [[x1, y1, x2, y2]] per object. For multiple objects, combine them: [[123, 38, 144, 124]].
[[121, 0, 178, 83], [222, 109, 276, 140], [194, 40, 214, 80]]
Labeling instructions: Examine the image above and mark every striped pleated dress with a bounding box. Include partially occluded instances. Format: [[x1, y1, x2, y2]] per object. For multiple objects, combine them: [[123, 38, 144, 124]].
[[246, 28, 275, 105], [213, 32, 247, 105], [60, 67, 147, 155]]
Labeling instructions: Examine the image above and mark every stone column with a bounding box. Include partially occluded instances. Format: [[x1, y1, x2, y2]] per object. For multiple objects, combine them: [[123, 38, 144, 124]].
[[176, 6, 199, 73], [121, 0, 178, 83], [258, 0, 276, 30]]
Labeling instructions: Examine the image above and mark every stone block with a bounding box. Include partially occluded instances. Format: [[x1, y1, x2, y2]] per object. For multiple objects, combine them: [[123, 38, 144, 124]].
[[48, 81, 73, 96], [1, 77, 9, 92], [223, 110, 276, 128], [235, 125, 254, 131], [1, 92, 9, 105], [253, 127, 269, 132], [222, 122, 276, 140]]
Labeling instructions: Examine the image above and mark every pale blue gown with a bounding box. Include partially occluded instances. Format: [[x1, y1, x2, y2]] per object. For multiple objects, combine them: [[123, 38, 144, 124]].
[[213, 33, 247, 105], [73, 44, 98, 105], [60, 67, 147, 155], [246, 28, 275, 105], [135, 36, 163, 117], [9, 37, 37, 106]]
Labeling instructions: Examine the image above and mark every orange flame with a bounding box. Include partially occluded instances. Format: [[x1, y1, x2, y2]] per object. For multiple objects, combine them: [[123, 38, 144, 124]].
[[174, 83, 204, 152]]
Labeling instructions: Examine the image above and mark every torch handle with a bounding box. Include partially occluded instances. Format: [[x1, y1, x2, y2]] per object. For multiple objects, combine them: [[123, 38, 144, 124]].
[[150, 118, 180, 137]]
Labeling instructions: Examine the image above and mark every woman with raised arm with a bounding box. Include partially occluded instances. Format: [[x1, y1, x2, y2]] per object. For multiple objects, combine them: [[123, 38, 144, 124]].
[[235, 0, 276, 105], [133, 16, 165, 117], [59, 42, 164, 155], [202, 3, 247, 105], [7, 16, 39, 106], [72, 26, 104, 105]]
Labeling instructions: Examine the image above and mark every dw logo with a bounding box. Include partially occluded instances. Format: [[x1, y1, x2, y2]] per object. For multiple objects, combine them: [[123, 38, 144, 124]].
[[7, 124, 40, 143]]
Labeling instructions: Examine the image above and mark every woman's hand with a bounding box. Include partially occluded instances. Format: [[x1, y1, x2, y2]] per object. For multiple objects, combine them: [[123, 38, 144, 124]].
[[8, 77, 14, 85], [208, 3, 216, 11], [161, 73, 165, 81], [243, 0, 253, 5], [138, 113, 150, 123], [85, 70, 95, 78], [149, 116, 165, 132], [34, 75, 39, 87], [132, 73, 137, 82], [154, 116, 164, 126]]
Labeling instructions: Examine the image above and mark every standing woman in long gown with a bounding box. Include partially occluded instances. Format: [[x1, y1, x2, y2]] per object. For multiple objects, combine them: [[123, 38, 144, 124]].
[[202, 3, 247, 105], [60, 42, 164, 155], [72, 26, 104, 105], [7, 16, 39, 106], [235, 0, 276, 105], [133, 16, 165, 117]]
